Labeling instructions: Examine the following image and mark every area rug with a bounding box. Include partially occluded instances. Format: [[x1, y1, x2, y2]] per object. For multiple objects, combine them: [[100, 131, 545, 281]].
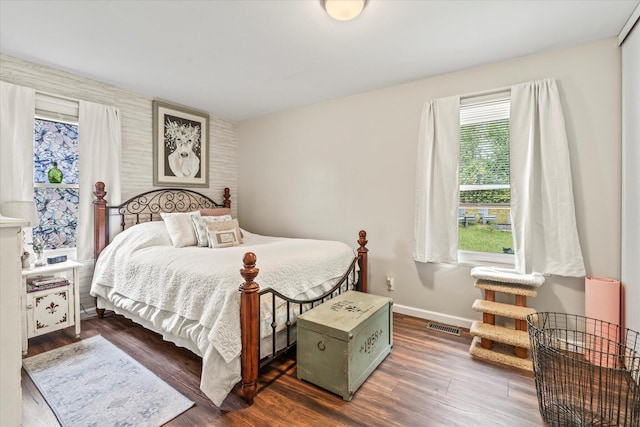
[[23, 335, 194, 427]]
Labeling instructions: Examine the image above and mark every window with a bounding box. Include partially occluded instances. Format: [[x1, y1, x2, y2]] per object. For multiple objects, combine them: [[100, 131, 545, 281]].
[[32, 94, 80, 251], [458, 96, 514, 262]]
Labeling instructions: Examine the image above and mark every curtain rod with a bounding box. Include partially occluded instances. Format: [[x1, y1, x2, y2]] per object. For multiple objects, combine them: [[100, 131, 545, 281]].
[[460, 85, 511, 101], [35, 88, 80, 104], [2, 80, 82, 104]]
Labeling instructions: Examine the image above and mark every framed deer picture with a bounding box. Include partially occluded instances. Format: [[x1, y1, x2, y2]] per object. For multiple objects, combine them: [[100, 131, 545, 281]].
[[153, 100, 209, 187]]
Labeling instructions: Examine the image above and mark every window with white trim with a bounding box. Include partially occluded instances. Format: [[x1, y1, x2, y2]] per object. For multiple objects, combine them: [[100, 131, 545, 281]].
[[458, 95, 514, 264]]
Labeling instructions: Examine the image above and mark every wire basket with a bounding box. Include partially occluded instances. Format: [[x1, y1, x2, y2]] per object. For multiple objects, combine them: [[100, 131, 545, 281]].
[[526, 312, 640, 427]]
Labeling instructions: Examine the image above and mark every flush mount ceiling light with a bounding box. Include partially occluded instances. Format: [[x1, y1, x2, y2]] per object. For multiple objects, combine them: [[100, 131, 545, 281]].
[[322, 0, 368, 21]]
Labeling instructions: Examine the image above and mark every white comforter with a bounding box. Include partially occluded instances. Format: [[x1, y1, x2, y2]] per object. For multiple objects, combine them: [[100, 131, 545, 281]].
[[90, 221, 355, 405]]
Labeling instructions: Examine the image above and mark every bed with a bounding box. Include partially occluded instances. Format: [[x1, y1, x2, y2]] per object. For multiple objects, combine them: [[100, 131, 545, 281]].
[[90, 182, 369, 406]]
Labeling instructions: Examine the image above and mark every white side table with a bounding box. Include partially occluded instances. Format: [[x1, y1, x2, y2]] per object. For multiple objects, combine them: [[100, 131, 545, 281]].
[[21, 260, 82, 355]]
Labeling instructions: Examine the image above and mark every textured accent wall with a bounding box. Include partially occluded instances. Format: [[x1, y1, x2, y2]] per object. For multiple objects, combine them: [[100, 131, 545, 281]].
[[1, 53, 238, 311]]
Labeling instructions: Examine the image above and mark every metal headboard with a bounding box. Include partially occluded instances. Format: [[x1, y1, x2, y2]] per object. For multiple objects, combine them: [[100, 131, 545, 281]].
[[93, 182, 231, 260], [104, 187, 229, 230]]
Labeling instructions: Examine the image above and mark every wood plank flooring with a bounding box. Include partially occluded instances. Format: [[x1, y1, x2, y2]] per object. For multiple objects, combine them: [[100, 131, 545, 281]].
[[22, 313, 543, 426]]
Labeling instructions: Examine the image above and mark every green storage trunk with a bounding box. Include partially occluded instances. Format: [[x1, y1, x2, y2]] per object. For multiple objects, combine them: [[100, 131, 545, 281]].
[[297, 290, 393, 401]]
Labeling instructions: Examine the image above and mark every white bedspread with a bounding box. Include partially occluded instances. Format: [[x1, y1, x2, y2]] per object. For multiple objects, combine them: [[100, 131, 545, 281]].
[[90, 221, 355, 405]]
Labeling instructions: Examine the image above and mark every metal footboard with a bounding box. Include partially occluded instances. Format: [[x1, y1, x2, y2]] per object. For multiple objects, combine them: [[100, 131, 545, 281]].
[[257, 256, 360, 368]]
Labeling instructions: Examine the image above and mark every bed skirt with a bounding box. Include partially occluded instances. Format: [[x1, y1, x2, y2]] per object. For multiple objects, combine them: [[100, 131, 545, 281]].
[[94, 290, 295, 406]]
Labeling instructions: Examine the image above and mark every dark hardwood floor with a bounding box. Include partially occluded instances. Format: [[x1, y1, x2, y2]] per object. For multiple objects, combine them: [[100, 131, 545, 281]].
[[22, 313, 543, 426]]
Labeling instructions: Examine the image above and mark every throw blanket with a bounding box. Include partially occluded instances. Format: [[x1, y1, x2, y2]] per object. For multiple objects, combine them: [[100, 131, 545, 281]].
[[91, 222, 355, 365]]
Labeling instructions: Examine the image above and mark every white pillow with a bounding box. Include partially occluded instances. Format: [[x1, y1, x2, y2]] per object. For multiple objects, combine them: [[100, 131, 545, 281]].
[[191, 215, 233, 247], [160, 211, 201, 247]]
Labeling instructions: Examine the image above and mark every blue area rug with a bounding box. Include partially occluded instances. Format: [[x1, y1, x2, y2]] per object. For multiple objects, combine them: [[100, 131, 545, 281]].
[[23, 335, 194, 427]]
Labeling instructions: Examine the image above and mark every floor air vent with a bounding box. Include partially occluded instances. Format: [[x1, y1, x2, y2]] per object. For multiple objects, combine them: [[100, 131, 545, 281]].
[[427, 322, 461, 336]]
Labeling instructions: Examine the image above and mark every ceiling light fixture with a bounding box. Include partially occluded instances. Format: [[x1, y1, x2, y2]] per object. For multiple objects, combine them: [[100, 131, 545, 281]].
[[322, 0, 368, 21]]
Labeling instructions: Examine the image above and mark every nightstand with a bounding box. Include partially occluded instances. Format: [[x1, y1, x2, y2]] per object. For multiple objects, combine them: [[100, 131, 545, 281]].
[[21, 260, 82, 355]]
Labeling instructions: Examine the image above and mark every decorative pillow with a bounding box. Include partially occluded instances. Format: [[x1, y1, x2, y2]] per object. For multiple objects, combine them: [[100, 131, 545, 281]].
[[205, 219, 243, 245], [207, 228, 241, 248], [160, 211, 201, 248], [200, 207, 231, 217], [191, 215, 233, 247]]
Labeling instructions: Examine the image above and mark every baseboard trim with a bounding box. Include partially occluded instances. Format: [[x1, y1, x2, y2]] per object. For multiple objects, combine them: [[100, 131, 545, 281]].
[[393, 304, 474, 330]]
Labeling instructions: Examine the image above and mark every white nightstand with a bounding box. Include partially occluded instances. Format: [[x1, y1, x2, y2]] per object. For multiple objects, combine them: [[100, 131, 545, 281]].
[[21, 260, 82, 355]]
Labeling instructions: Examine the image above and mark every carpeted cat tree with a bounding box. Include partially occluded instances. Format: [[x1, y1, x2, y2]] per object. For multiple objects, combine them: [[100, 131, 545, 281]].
[[468, 267, 545, 371]]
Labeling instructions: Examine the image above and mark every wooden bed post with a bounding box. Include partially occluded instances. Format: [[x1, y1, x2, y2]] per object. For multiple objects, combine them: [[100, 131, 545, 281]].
[[94, 182, 108, 319], [357, 230, 369, 293], [239, 252, 260, 405], [224, 187, 231, 209], [94, 182, 108, 262]]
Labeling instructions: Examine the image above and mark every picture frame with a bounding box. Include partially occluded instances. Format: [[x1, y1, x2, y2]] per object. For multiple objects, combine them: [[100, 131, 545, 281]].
[[153, 100, 209, 187]]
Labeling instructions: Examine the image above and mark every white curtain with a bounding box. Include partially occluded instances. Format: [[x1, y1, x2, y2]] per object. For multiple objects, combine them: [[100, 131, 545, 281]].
[[0, 81, 35, 204], [414, 96, 461, 263], [510, 78, 585, 277], [77, 101, 122, 262]]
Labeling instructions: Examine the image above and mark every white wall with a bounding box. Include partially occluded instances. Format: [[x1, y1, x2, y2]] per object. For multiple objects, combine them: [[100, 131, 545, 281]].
[[0, 54, 239, 310], [622, 23, 640, 333], [238, 38, 622, 327]]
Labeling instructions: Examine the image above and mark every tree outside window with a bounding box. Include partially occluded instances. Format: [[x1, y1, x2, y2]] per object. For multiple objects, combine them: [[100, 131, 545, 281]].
[[459, 103, 514, 255]]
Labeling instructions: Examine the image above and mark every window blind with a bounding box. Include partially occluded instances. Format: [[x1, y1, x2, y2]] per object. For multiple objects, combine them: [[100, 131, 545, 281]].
[[35, 92, 79, 124], [460, 97, 510, 189], [460, 96, 510, 125]]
